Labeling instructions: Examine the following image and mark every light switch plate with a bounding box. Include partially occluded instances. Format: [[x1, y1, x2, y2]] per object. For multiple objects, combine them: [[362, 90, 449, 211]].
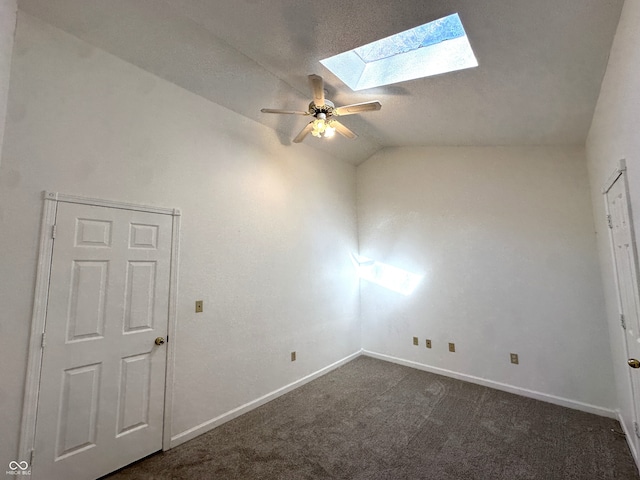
[[195, 300, 203, 313], [448, 342, 455, 353]]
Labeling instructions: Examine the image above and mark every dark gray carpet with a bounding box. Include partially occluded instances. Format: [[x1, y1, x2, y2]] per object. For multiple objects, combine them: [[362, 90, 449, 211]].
[[105, 356, 639, 479]]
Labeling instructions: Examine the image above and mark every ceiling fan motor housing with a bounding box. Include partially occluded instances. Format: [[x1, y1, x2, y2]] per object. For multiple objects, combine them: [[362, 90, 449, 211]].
[[309, 99, 335, 117]]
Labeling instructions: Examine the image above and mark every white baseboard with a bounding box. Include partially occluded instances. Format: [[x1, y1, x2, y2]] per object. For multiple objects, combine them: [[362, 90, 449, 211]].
[[618, 411, 640, 472], [362, 350, 617, 419], [169, 350, 362, 448], [170, 349, 618, 450]]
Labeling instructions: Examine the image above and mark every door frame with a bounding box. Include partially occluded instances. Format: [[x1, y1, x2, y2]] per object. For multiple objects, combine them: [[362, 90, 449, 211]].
[[602, 158, 640, 459], [19, 191, 181, 465]]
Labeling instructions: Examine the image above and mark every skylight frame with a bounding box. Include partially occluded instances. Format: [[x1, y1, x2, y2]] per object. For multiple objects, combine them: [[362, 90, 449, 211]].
[[320, 13, 478, 91]]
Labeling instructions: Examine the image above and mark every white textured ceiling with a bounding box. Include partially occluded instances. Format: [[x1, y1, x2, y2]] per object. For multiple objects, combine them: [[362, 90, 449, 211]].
[[18, 0, 624, 164]]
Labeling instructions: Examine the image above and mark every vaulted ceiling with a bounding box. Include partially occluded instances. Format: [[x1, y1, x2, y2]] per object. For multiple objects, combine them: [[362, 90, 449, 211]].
[[19, 0, 624, 164]]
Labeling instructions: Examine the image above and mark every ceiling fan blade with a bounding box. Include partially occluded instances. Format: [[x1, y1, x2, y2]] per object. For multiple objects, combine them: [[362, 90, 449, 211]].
[[261, 108, 310, 115], [332, 120, 358, 139], [293, 122, 314, 143], [334, 101, 382, 116], [308, 74, 325, 107]]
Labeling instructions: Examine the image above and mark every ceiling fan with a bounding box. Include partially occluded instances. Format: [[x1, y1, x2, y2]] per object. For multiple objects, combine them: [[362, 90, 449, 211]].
[[261, 74, 382, 143]]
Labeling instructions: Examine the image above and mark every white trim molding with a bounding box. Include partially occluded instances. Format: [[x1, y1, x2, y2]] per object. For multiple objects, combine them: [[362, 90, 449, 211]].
[[362, 350, 617, 419], [41, 191, 181, 216], [162, 210, 181, 451], [169, 350, 362, 448], [618, 411, 640, 473], [170, 348, 618, 450], [19, 191, 181, 460], [602, 158, 627, 194], [18, 193, 58, 460]]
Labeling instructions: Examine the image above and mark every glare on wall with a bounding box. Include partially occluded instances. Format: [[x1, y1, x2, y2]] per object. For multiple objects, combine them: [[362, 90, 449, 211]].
[[352, 254, 422, 295]]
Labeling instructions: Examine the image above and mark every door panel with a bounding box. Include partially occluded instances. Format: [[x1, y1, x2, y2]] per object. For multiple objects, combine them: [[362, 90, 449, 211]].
[[57, 363, 101, 459], [67, 260, 108, 341], [124, 261, 157, 332], [33, 202, 173, 480], [117, 353, 152, 436]]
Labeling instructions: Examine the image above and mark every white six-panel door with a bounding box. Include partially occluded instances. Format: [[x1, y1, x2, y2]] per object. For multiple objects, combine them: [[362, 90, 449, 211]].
[[32, 202, 173, 480], [606, 171, 640, 455]]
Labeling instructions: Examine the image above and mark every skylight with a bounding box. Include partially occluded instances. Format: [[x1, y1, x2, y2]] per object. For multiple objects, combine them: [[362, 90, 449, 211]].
[[320, 13, 477, 91]]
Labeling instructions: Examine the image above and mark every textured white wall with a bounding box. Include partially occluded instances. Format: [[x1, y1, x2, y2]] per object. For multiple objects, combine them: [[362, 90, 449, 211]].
[[1, 4, 629, 473], [0, 0, 17, 168], [586, 0, 640, 457], [357, 146, 615, 410], [0, 12, 360, 465]]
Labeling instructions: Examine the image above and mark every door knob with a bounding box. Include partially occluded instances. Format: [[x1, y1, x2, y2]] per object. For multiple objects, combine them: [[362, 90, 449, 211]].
[[628, 358, 640, 369], [155, 337, 165, 346]]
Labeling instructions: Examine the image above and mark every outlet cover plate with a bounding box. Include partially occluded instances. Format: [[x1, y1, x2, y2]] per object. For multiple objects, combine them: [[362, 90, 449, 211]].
[[426, 339, 432, 348], [448, 342, 455, 353], [413, 336, 419, 346], [510, 353, 519, 364], [195, 300, 203, 313]]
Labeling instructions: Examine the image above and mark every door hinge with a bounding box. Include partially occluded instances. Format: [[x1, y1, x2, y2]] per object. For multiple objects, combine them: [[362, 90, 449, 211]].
[[634, 422, 640, 439], [621, 314, 627, 330], [41, 332, 46, 348], [51, 224, 57, 239], [606, 215, 613, 229]]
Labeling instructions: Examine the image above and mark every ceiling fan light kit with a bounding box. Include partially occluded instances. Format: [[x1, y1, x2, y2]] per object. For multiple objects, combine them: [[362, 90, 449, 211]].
[[261, 74, 381, 143], [310, 114, 336, 138]]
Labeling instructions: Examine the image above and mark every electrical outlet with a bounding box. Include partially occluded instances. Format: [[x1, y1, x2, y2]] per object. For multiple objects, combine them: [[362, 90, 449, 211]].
[[426, 339, 432, 349], [510, 353, 519, 365], [413, 336, 419, 346], [195, 300, 203, 313], [291, 351, 296, 362], [448, 342, 455, 353]]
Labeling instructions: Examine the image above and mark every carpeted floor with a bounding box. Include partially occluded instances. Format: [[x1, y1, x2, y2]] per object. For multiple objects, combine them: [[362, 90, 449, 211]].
[[105, 356, 639, 479]]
